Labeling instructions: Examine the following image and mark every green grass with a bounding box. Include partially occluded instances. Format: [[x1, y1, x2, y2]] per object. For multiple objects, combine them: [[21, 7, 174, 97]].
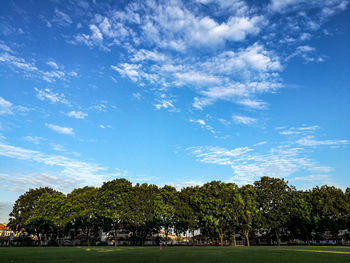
[[0, 246, 350, 263]]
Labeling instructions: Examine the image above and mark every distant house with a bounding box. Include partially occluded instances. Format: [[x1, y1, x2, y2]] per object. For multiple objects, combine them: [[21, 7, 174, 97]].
[[0, 224, 15, 246], [159, 230, 177, 241], [0, 224, 13, 237]]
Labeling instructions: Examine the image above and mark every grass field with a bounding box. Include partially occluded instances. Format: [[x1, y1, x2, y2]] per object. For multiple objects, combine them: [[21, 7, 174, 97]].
[[0, 246, 350, 263]]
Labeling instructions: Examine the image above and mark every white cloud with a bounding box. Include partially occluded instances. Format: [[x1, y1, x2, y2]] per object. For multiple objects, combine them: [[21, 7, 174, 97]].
[[269, 0, 348, 15], [286, 45, 322, 62], [154, 100, 174, 110], [232, 115, 257, 125], [71, 24, 110, 51], [236, 98, 267, 109], [269, 0, 306, 11], [0, 49, 71, 82], [291, 174, 337, 189], [111, 63, 142, 82], [23, 136, 45, 145], [82, 2, 285, 111], [51, 143, 65, 152], [307, 166, 333, 173], [279, 125, 320, 135], [154, 96, 177, 111], [0, 97, 13, 115], [53, 8, 73, 27], [131, 49, 166, 62], [45, 123, 74, 136], [174, 71, 222, 86], [132, 92, 142, 100], [99, 124, 112, 129], [189, 119, 216, 135], [67, 110, 87, 119], [0, 142, 126, 192], [0, 201, 13, 223], [167, 181, 204, 190], [47, 61, 59, 69], [67, 0, 345, 112], [297, 136, 348, 147], [0, 52, 38, 72], [93, 104, 107, 112], [140, 1, 263, 48], [0, 96, 29, 115], [35, 88, 70, 105], [0, 172, 74, 193], [186, 125, 348, 186], [205, 44, 282, 73], [188, 144, 310, 185], [0, 41, 13, 53]]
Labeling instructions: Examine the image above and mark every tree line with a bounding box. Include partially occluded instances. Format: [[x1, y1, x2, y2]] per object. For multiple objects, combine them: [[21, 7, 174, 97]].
[[7, 176, 350, 246]]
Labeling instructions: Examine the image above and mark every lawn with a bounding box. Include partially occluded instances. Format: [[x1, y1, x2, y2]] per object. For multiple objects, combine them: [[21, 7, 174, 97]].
[[0, 246, 349, 263]]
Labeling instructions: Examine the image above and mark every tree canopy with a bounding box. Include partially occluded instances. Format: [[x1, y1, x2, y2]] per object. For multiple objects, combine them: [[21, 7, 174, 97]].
[[7, 177, 350, 246]]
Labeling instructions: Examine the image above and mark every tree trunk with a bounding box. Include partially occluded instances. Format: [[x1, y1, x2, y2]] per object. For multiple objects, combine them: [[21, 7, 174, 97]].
[[217, 229, 224, 246], [37, 232, 41, 247], [244, 230, 250, 247], [275, 229, 281, 246], [87, 227, 91, 247], [192, 230, 195, 246], [114, 228, 118, 246], [233, 231, 236, 247], [165, 231, 168, 246], [72, 230, 76, 247]]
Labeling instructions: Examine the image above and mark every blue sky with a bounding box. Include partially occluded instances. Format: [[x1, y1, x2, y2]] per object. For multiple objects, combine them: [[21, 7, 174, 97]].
[[0, 0, 349, 222]]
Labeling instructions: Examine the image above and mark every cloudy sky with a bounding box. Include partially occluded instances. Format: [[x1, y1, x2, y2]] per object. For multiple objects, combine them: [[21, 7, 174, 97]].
[[0, 0, 349, 222]]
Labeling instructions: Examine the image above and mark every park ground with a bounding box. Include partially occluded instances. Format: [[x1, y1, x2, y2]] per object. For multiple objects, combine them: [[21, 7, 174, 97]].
[[0, 246, 350, 263]]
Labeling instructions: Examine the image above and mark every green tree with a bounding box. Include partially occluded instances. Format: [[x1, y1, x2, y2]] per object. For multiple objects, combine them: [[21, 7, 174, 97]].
[[124, 183, 160, 245], [309, 185, 350, 241], [194, 181, 238, 246], [26, 191, 68, 245], [287, 190, 313, 244], [97, 178, 133, 246], [254, 176, 292, 246], [156, 185, 178, 245], [237, 184, 259, 247], [174, 186, 198, 240], [67, 186, 99, 246], [8, 187, 56, 243]]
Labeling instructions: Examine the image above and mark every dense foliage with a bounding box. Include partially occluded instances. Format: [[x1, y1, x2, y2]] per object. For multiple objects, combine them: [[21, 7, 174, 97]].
[[7, 177, 350, 246]]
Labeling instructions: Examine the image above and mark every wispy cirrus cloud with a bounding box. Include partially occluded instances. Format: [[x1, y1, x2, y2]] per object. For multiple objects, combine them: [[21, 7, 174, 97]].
[[0, 97, 13, 115], [186, 125, 348, 186], [46, 61, 59, 70], [278, 125, 320, 135], [269, 0, 348, 15], [0, 201, 13, 223], [0, 142, 125, 192], [23, 136, 46, 145], [232, 115, 257, 125], [297, 136, 348, 147], [189, 119, 216, 135], [45, 123, 74, 136], [0, 96, 29, 115], [52, 8, 73, 27], [66, 110, 88, 119], [0, 42, 77, 82], [35, 88, 70, 105]]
